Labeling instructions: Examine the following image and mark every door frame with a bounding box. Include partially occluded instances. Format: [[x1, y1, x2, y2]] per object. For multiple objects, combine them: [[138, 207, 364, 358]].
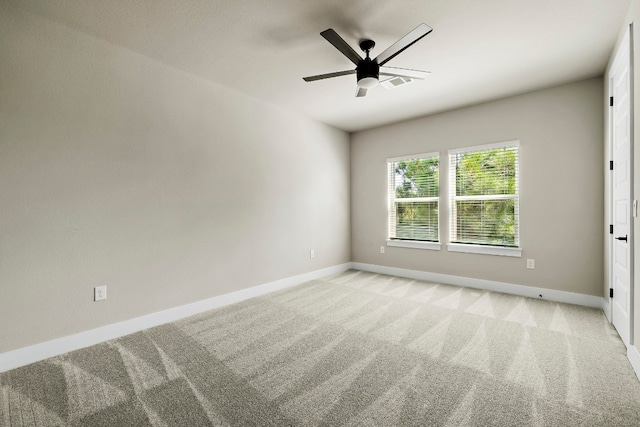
[[607, 24, 634, 347]]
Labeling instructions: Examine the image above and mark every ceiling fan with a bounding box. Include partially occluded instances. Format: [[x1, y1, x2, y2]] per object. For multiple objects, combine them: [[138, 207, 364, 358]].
[[303, 23, 433, 97]]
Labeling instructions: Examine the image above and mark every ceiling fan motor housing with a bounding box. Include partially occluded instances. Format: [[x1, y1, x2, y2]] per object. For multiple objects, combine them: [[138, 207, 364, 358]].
[[357, 58, 380, 88]]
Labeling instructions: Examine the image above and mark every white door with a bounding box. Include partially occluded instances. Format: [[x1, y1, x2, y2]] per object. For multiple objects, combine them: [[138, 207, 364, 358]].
[[610, 27, 632, 347]]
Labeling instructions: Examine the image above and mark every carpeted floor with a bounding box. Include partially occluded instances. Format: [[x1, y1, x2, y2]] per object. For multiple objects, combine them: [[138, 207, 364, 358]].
[[2, 270, 640, 426]]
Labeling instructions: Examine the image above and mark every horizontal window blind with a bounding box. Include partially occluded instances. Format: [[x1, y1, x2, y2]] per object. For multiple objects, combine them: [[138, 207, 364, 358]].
[[449, 142, 519, 247], [388, 153, 439, 242]]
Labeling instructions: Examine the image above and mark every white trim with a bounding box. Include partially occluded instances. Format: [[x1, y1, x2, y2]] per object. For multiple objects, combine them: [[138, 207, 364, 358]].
[[448, 139, 520, 155], [395, 196, 439, 203], [629, 345, 640, 382], [0, 263, 352, 373], [602, 293, 612, 322], [455, 194, 516, 201], [387, 153, 440, 243], [631, 22, 636, 348], [387, 151, 439, 162], [447, 243, 522, 257], [607, 61, 614, 329], [448, 141, 520, 248], [386, 239, 441, 250], [352, 262, 602, 308]]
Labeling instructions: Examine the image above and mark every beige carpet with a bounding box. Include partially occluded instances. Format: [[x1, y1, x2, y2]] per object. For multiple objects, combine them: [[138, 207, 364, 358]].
[[1, 270, 640, 426]]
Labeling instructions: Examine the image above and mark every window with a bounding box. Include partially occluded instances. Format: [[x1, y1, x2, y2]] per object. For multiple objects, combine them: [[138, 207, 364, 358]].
[[387, 153, 440, 249], [448, 141, 520, 255]]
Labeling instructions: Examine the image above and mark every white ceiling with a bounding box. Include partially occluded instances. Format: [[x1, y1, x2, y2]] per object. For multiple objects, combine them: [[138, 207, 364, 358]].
[[14, 0, 630, 132]]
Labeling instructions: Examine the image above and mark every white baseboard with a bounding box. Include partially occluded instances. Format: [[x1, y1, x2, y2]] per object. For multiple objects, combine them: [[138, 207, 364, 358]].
[[352, 262, 603, 308], [0, 263, 352, 373], [629, 345, 640, 382]]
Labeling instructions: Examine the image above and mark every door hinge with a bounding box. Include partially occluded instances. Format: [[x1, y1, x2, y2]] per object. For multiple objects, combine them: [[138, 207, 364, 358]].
[[610, 288, 614, 298], [610, 224, 614, 234], [610, 160, 614, 170], [610, 96, 614, 107]]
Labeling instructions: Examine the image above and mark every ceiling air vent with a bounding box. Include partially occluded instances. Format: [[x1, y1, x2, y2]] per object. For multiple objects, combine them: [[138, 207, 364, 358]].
[[381, 76, 413, 89]]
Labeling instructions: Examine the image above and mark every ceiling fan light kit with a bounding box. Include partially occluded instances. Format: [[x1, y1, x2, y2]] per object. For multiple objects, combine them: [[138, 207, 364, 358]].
[[303, 23, 432, 97], [357, 77, 379, 89]]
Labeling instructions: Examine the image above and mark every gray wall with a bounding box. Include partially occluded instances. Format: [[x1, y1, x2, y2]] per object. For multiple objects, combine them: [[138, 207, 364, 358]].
[[351, 78, 604, 296], [0, 4, 350, 353]]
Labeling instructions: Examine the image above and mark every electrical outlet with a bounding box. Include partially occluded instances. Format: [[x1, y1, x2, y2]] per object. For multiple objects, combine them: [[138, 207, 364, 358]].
[[310, 249, 315, 259], [380, 246, 385, 254], [94, 285, 107, 301], [526, 259, 535, 269]]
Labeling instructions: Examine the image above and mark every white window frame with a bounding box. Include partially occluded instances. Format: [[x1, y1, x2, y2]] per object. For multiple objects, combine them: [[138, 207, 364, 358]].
[[387, 152, 441, 251], [447, 140, 521, 257]]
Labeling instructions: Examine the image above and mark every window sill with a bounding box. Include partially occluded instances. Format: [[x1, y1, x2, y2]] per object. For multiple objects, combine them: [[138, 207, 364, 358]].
[[386, 240, 441, 251], [447, 243, 522, 257]]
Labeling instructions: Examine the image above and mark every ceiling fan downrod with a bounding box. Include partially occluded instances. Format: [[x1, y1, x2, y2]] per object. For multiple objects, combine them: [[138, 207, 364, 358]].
[[357, 39, 379, 89]]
